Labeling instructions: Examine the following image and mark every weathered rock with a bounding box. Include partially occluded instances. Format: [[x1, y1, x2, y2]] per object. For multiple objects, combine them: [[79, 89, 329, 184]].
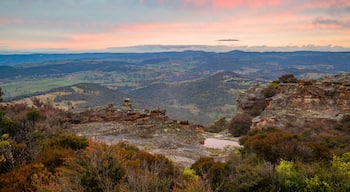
[[68, 105, 207, 167], [237, 73, 350, 133]]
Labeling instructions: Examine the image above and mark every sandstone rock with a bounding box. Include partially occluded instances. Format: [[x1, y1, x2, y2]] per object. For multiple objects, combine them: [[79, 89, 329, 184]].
[[237, 73, 350, 133]]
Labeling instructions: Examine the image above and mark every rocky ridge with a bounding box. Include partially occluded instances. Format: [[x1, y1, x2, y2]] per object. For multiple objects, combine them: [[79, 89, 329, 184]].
[[65, 101, 208, 167], [237, 73, 350, 133]]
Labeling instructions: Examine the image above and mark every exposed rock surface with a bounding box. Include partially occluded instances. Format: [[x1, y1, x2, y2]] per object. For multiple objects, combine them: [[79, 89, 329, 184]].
[[236, 84, 266, 116], [237, 73, 350, 133], [65, 103, 208, 167]]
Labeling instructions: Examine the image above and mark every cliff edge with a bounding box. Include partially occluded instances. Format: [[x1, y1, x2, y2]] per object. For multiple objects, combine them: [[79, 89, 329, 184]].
[[237, 73, 350, 133]]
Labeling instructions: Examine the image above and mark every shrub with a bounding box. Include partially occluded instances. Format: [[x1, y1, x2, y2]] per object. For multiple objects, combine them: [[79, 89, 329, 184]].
[[275, 160, 304, 190], [0, 134, 14, 173], [263, 81, 279, 98], [191, 157, 215, 175], [241, 129, 331, 164], [0, 163, 59, 192], [278, 74, 298, 83], [191, 157, 226, 191], [63, 142, 125, 192], [222, 163, 267, 192], [229, 113, 253, 137], [26, 108, 40, 125], [206, 118, 228, 133], [48, 135, 88, 150], [39, 147, 73, 172], [183, 167, 198, 181], [330, 152, 350, 190], [0, 117, 21, 137], [305, 175, 332, 192]]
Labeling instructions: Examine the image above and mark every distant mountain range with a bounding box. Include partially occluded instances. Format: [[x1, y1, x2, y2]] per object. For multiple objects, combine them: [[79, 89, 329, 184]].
[[1, 51, 349, 78]]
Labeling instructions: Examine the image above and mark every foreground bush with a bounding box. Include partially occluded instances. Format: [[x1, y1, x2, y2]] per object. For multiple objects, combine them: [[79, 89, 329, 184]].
[[229, 113, 253, 137]]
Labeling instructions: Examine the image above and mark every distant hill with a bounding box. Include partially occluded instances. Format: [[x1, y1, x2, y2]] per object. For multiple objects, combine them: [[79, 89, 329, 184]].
[[51, 83, 149, 110], [6, 72, 260, 125], [1, 50, 349, 124], [129, 71, 260, 125], [1, 51, 349, 79], [6, 83, 149, 111]]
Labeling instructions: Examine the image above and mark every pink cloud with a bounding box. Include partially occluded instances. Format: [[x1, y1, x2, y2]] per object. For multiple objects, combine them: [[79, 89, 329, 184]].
[[0, 17, 23, 25], [292, 0, 350, 13], [139, 0, 285, 9], [212, 0, 242, 8], [3, 0, 350, 51], [212, 0, 284, 8]]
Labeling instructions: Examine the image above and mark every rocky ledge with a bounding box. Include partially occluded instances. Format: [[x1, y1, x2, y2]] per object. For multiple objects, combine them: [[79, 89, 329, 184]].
[[238, 73, 350, 133], [65, 102, 208, 167]]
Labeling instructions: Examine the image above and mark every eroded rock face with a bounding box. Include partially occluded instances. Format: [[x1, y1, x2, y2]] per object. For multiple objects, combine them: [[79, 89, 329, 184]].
[[236, 84, 266, 116], [238, 73, 350, 133]]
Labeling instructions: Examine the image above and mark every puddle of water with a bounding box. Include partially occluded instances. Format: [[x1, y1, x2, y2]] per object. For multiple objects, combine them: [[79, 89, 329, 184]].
[[204, 138, 240, 149]]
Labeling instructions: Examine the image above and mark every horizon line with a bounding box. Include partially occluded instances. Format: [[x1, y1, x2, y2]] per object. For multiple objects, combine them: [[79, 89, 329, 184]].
[[1, 44, 350, 54]]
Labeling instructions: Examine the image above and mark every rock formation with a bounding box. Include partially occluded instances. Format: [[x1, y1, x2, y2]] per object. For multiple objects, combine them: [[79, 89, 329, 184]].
[[237, 73, 350, 133], [65, 101, 206, 167]]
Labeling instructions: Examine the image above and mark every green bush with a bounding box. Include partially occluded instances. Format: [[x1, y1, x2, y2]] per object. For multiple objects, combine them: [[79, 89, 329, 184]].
[[26, 108, 40, 125], [206, 118, 228, 133], [48, 135, 88, 150], [263, 81, 279, 98], [275, 160, 304, 190], [0, 117, 21, 137], [191, 157, 215, 175], [191, 157, 226, 191], [222, 163, 267, 192], [241, 129, 330, 163], [305, 175, 332, 192], [183, 167, 198, 181]]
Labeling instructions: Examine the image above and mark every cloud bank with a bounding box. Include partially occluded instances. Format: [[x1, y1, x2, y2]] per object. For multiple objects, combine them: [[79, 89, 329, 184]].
[[0, 0, 349, 52]]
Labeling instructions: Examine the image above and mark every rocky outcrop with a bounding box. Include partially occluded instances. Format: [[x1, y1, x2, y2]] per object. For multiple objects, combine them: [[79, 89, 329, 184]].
[[66, 103, 206, 167], [236, 84, 266, 116], [237, 73, 350, 133], [66, 104, 168, 124], [66, 102, 204, 142]]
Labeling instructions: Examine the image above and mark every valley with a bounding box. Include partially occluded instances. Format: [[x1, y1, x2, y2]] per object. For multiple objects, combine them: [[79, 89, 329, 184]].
[[1, 50, 349, 125]]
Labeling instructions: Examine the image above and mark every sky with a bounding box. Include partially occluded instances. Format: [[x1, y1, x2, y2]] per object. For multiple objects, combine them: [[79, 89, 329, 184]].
[[0, 0, 350, 53]]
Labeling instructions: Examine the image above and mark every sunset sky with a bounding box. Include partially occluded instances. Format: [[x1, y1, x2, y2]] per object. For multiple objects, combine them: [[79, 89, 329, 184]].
[[0, 0, 349, 53]]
